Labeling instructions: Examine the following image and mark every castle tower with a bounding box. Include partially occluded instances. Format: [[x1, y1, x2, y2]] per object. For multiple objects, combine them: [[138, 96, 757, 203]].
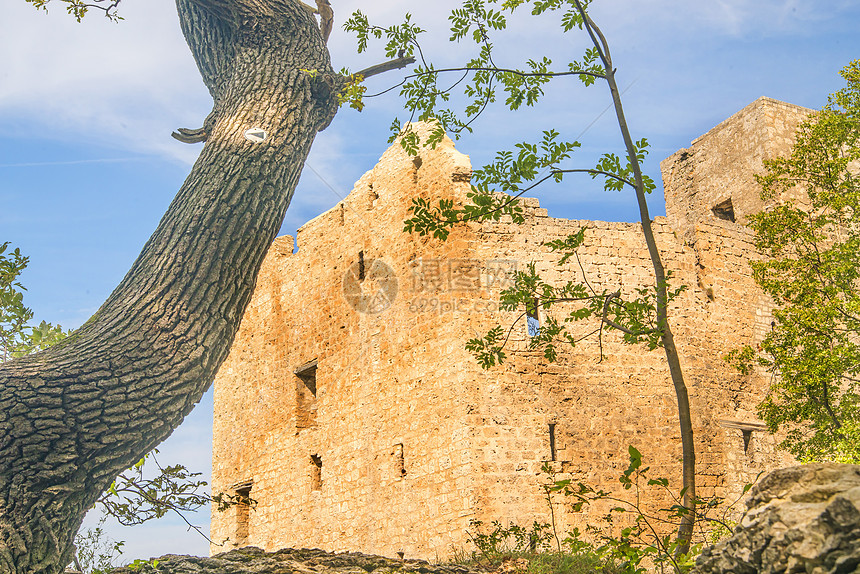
[[210, 100, 809, 559]]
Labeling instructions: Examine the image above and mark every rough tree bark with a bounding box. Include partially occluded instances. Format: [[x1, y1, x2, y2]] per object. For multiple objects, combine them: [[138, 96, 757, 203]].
[[0, 1, 342, 572]]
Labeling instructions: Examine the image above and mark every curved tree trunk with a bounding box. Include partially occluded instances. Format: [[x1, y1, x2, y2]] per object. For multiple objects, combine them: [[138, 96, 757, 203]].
[[0, 2, 339, 572]]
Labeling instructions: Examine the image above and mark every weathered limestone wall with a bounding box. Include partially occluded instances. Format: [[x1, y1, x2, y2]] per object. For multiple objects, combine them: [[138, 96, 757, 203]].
[[211, 98, 804, 560], [463, 212, 792, 534], [210, 133, 490, 558], [661, 97, 811, 240]]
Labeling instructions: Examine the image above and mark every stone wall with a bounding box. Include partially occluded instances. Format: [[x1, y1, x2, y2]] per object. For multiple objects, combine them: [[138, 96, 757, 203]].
[[661, 97, 811, 240], [210, 98, 810, 560]]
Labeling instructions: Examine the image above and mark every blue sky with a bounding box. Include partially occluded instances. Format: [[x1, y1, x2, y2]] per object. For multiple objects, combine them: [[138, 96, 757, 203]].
[[1, 0, 858, 563]]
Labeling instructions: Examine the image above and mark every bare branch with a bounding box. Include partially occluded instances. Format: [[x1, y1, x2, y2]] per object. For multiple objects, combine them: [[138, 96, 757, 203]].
[[315, 0, 333, 43], [297, 1, 317, 14], [352, 56, 416, 81]]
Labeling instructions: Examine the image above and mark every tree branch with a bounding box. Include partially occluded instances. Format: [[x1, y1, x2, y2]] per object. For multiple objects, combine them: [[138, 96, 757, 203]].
[[315, 0, 333, 43], [599, 290, 654, 336], [410, 65, 605, 81], [429, 167, 635, 228], [351, 56, 416, 81]]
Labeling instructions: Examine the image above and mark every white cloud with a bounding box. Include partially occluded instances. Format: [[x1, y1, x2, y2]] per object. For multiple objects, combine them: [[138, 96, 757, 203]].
[[0, 0, 210, 164]]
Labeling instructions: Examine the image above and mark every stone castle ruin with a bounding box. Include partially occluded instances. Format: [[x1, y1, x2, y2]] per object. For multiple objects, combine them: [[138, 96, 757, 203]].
[[209, 97, 810, 559]]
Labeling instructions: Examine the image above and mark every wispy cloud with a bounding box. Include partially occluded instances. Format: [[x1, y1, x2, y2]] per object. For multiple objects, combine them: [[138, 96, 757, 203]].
[[0, 0, 209, 164], [0, 157, 144, 168]]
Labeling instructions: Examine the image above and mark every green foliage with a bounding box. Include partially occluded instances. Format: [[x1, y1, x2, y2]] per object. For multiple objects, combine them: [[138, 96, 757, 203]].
[[71, 449, 252, 570], [98, 450, 210, 527], [360, 1, 681, 369], [126, 558, 161, 572], [544, 448, 750, 574], [593, 139, 656, 193], [468, 519, 554, 557], [464, 230, 686, 367], [0, 242, 32, 363], [460, 519, 620, 574], [0, 242, 71, 362], [344, 11, 424, 59], [732, 60, 860, 463], [348, 1, 650, 243], [403, 186, 525, 241], [337, 72, 368, 112], [74, 518, 125, 574], [457, 447, 752, 574], [23, 0, 123, 22], [344, 0, 606, 146]]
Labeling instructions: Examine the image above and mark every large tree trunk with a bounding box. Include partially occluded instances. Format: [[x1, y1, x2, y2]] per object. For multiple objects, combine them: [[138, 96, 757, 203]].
[[0, 2, 339, 572]]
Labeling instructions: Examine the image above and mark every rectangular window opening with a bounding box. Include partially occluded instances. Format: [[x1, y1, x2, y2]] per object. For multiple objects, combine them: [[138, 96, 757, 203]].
[[231, 480, 253, 546], [294, 359, 318, 429], [358, 250, 366, 281], [527, 298, 541, 337], [548, 424, 557, 462], [311, 454, 322, 491]]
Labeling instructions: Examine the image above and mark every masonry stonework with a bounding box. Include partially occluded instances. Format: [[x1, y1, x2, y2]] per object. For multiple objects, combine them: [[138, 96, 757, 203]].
[[210, 97, 810, 559]]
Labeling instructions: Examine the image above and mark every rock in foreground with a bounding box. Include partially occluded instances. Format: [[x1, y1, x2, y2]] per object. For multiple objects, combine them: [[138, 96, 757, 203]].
[[695, 463, 860, 574], [109, 547, 477, 574]]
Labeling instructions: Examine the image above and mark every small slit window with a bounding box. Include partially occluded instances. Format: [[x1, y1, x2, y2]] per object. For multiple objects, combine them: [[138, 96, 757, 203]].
[[394, 443, 406, 478], [548, 424, 557, 462]]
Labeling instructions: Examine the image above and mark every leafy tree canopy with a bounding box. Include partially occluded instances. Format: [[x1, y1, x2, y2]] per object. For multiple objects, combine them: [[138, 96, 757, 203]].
[[727, 60, 860, 463], [0, 242, 69, 362]]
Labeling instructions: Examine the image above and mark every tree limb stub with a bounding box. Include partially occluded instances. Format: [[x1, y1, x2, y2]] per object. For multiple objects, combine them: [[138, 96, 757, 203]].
[[315, 0, 333, 44], [352, 56, 416, 81], [172, 126, 208, 144]]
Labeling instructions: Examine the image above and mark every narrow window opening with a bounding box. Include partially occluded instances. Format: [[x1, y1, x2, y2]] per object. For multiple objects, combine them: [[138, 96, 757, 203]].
[[548, 424, 557, 461], [742, 430, 752, 453], [712, 198, 736, 222], [310, 454, 322, 491], [232, 480, 253, 547], [295, 360, 318, 429], [394, 443, 406, 478], [358, 251, 366, 281], [527, 298, 541, 337]]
